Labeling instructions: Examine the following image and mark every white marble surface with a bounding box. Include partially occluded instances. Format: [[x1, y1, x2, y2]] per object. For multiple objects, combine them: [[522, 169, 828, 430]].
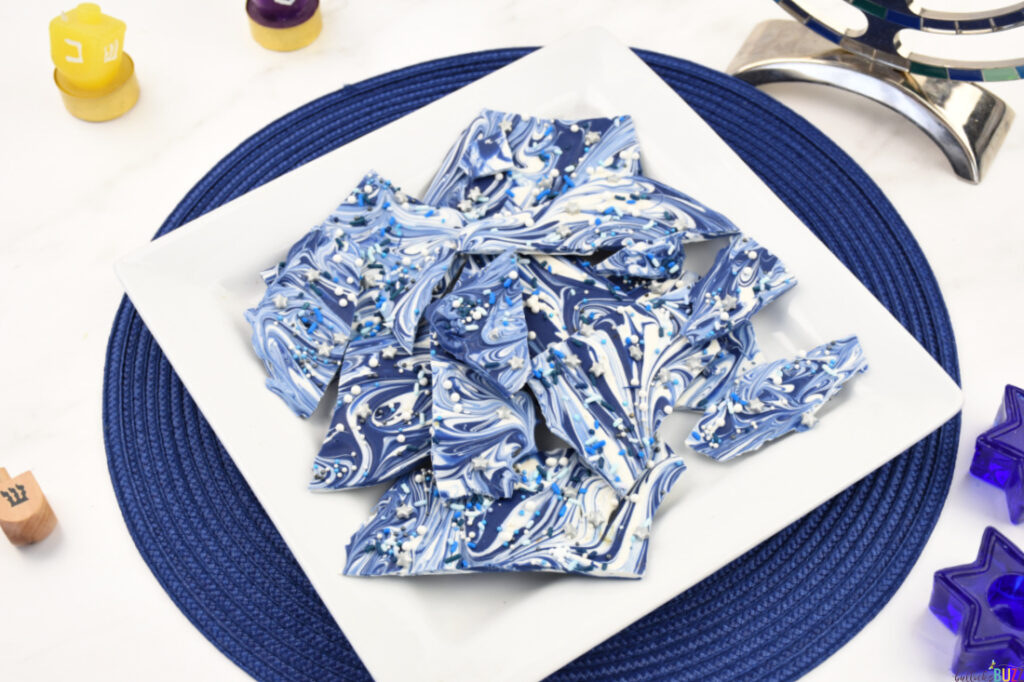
[[1, 1, 1021, 680]]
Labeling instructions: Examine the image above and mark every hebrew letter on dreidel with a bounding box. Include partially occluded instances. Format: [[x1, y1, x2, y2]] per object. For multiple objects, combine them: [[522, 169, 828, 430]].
[[0, 468, 57, 546]]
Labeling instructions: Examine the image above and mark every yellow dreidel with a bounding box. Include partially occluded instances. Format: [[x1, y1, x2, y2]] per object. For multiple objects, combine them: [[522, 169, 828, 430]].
[[0, 468, 58, 546], [247, 0, 322, 52], [49, 3, 140, 122]]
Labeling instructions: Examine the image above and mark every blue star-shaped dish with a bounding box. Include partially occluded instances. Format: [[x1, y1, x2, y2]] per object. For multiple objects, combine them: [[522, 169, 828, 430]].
[[929, 527, 1024, 674], [971, 385, 1024, 524]]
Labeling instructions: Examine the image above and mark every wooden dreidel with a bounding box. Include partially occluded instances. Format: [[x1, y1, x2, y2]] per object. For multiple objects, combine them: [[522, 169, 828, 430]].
[[247, 0, 322, 52], [0, 468, 58, 546], [49, 3, 140, 122]]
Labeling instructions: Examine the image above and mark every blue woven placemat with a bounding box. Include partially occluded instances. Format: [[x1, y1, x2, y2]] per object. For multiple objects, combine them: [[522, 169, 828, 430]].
[[102, 48, 961, 681]]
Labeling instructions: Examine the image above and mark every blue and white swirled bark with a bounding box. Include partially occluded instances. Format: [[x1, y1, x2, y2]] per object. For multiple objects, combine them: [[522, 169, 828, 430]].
[[343, 448, 686, 578], [430, 355, 538, 500], [668, 321, 763, 412], [424, 109, 643, 219], [527, 298, 680, 498], [655, 235, 796, 346], [247, 172, 454, 416], [311, 294, 433, 490], [245, 194, 368, 417], [426, 251, 529, 395], [687, 336, 868, 461], [518, 254, 634, 352], [456, 175, 740, 257]]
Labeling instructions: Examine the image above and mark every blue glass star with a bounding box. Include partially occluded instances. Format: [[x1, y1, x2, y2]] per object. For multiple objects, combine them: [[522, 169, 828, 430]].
[[929, 527, 1024, 674], [971, 385, 1024, 524]]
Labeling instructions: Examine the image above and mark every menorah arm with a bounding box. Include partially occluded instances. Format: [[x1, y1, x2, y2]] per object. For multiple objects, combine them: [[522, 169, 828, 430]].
[[728, 20, 1014, 183]]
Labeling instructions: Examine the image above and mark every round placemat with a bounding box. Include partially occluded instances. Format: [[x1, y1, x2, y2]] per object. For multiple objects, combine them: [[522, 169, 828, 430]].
[[103, 48, 961, 681]]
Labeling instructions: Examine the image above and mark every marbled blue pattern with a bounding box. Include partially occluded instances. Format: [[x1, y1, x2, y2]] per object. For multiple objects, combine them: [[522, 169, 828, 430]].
[[311, 292, 433, 490], [518, 254, 634, 352], [687, 336, 868, 461], [245, 196, 366, 417], [343, 448, 686, 578], [424, 109, 642, 220], [247, 172, 451, 416], [426, 251, 529, 395], [669, 321, 763, 411], [657, 235, 796, 346], [430, 355, 538, 500], [244, 108, 867, 580], [456, 175, 740, 257], [527, 296, 680, 498]]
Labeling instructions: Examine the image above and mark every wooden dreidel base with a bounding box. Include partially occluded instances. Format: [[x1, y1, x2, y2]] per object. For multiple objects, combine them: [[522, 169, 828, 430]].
[[0, 468, 57, 546]]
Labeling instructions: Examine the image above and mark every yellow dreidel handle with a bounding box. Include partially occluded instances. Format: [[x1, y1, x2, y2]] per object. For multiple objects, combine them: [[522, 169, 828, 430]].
[[0, 468, 58, 546], [49, 3, 139, 122]]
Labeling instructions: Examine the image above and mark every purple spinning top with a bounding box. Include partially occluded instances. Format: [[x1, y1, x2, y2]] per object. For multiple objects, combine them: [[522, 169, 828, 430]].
[[971, 385, 1024, 524], [930, 527, 1024, 674], [246, 0, 318, 29]]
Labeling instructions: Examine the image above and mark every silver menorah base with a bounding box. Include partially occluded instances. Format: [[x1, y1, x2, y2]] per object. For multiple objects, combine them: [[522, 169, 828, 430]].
[[728, 20, 1014, 183]]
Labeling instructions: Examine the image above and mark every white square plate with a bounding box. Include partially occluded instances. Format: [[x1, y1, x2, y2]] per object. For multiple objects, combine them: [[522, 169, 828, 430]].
[[115, 28, 962, 682]]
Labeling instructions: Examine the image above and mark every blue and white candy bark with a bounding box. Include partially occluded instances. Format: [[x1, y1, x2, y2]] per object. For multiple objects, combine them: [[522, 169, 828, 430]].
[[426, 251, 529, 395], [342, 448, 686, 578], [245, 196, 366, 417], [518, 254, 634, 353], [455, 175, 740, 258], [654, 235, 796, 346], [668, 321, 763, 412], [424, 109, 643, 219], [527, 296, 680, 498], [687, 336, 868, 461], [247, 172, 455, 416], [311, 290, 433, 490], [524, 236, 794, 498], [430, 355, 538, 500]]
